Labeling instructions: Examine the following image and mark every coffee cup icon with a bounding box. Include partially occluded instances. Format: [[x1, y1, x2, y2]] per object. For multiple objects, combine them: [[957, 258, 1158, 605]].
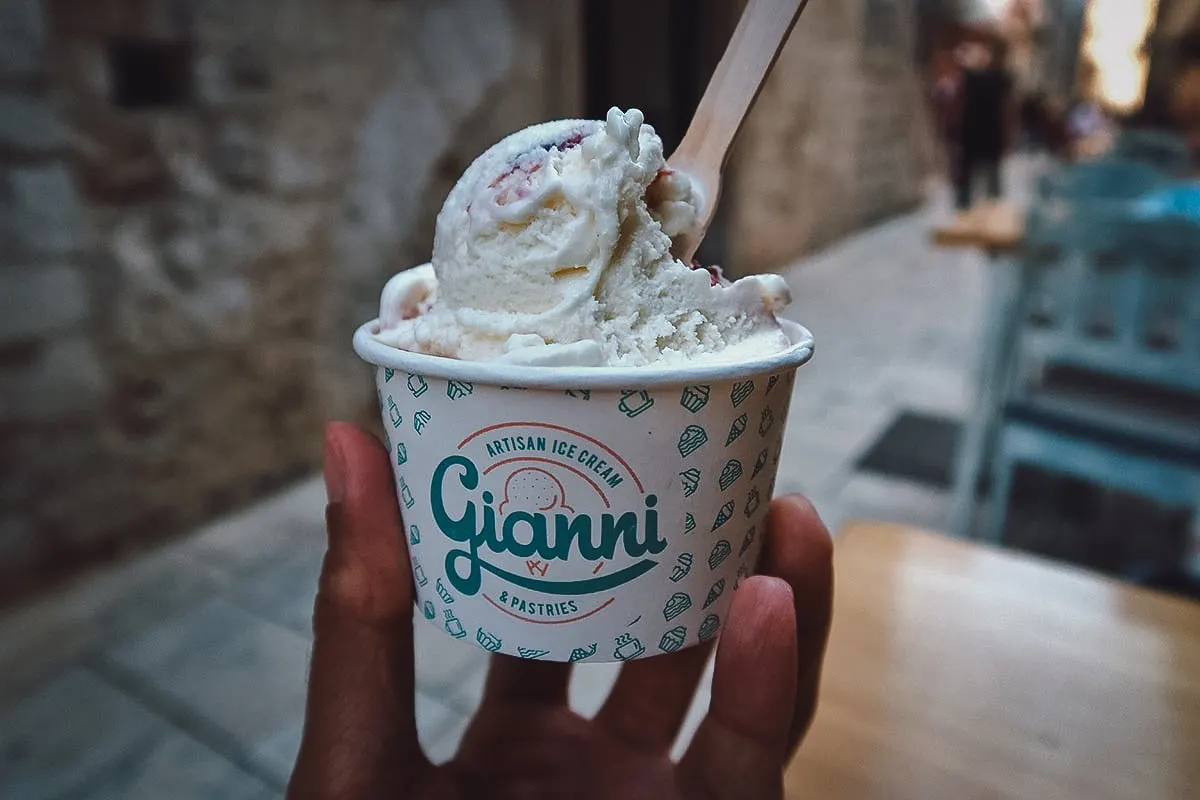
[[618, 390, 654, 418]]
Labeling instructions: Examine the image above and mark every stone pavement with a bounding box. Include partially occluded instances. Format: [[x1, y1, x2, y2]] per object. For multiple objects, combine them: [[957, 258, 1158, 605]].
[[0, 195, 994, 799]]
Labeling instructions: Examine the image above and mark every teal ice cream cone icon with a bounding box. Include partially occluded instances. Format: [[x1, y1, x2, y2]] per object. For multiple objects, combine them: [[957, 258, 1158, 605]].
[[409, 523, 420, 544], [384, 368, 395, 382], [395, 442, 408, 466], [739, 525, 756, 556], [684, 513, 696, 534], [698, 614, 720, 642], [712, 500, 735, 531], [423, 600, 435, 620], [726, 414, 747, 445], [753, 448, 768, 478], [703, 578, 726, 608]]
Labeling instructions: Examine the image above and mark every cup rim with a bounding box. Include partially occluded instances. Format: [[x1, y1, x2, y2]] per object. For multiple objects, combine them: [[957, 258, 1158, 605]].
[[353, 317, 814, 390]]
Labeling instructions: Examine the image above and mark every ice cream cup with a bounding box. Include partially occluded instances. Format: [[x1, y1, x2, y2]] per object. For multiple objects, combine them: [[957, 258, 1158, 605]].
[[353, 301, 814, 662]]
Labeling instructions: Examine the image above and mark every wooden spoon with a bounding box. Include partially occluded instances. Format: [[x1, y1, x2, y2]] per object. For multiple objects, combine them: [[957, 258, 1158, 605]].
[[669, 0, 810, 264]]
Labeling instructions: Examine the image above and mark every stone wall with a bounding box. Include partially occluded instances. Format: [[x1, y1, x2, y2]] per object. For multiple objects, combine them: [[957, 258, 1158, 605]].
[[0, 0, 580, 599], [729, 0, 936, 273]]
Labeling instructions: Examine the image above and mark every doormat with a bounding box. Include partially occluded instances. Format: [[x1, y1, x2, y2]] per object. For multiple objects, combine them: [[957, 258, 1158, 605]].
[[855, 411, 962, 489]]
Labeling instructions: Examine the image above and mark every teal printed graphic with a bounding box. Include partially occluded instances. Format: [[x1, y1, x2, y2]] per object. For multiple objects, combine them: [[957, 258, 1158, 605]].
[[388, 395, 402, 428], [565, 389, 591, 400], [752, 449, 768, 478], [384, 368, 395, 382], [698, 614, 721, 642], [677, 425, 708, 458], [413, 410, 431, 434], [708, 540, 732, 570], [719, 459, 743, 491], [680, 468, 701, 497], [684, 513, 696, 534], [569, 644, 598, 662], [444, 609, 466, 639], [726, 414, 747, 445], [476, 628, 503, 652], [712, 500, 735, 531], [383, 431, 391, 453], [431, 456, 664, 598], [446, 379, 474, 400], [435, 578, 454, 605], [759, 407, 775, 436], [399, 476, 415, 508], [670, 553, 693, 582], [659, 626, 687, 653], [745, 488, 761, 517], [618, 390, 654, 418], [730, 380, 755, 407], [613, 633, 646, 660], [413, 560, 428, 586], [704, 578, 726, 608], [739, 525, 756, 556], [766, 374, 780, 394], [680, 385, 711, 413], [517, 647, 551, 659], [396, 442, 408, 466], [734, 563, 750, 589], [663, 591, 692, 621], [423, 600, 435, 620], [407, 373, 428, 398], [409, 523, 421, 545]]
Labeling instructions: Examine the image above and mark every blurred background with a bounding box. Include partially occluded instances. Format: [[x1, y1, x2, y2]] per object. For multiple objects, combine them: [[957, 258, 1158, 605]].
[[1, 0, 1198, 798]]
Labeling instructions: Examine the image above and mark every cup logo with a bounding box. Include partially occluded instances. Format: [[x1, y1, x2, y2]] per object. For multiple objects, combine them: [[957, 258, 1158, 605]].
[[429, 422, 665, 623]]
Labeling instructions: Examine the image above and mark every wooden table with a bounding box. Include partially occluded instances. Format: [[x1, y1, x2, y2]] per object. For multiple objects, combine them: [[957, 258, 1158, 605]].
[[931, 203, 1027, 537], [784, 523, 1200, 800]]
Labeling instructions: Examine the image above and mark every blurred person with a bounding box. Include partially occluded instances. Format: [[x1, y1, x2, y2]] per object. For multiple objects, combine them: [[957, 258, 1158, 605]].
[[287, 423, 834, 800], [931, 49, 964, 187], [954, 38, 1015, 209]]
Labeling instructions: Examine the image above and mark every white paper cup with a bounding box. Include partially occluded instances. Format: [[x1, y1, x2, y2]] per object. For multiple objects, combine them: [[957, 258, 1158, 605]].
[[353, 310, 813, 662]]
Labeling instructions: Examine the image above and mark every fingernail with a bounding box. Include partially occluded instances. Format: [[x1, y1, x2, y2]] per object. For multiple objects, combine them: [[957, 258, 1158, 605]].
[[323, 425, 346, 505]]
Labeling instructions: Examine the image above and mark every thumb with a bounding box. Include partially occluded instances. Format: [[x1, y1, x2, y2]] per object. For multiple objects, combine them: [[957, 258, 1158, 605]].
[[289, 423, 429, 798]]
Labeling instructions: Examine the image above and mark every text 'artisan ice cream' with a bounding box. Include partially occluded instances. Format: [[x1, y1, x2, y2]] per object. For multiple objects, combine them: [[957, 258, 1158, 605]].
[[373, 108, 793, 367]]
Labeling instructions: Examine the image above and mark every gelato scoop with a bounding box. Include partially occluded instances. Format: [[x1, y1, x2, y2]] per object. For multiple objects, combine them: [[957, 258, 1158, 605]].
[[374, 107, 792, 367]]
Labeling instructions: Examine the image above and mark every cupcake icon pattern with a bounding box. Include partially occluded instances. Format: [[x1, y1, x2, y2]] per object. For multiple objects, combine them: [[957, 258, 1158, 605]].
[[374, 365, 797, 661]]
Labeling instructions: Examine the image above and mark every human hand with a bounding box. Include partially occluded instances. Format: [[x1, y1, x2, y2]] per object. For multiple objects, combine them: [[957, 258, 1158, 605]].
[[288, 422, 833, 799]]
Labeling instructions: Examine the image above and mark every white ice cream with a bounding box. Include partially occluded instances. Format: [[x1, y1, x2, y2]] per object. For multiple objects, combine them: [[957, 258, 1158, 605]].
[[374, 107, 792, 367]]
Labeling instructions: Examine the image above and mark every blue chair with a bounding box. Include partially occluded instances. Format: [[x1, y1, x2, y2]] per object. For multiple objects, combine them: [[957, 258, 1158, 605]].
[[979, 213, 1200, 545], [1110, 129, 1192, 178], [1036, 159, 1165, 204]]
